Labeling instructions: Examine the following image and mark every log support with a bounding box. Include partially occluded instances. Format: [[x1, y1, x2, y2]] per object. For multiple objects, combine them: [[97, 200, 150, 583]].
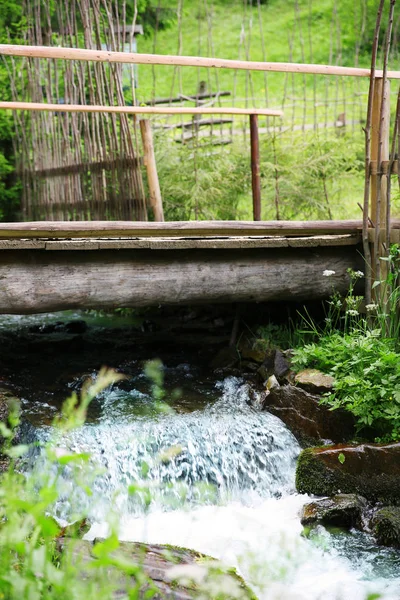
[[0, 245, 363, 315]]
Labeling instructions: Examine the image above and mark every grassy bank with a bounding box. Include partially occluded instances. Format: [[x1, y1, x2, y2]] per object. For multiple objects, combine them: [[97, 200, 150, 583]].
[[134, 0, 400, 221]]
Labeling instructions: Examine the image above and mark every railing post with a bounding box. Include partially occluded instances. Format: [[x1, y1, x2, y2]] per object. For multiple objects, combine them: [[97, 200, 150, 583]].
[[370, 77, 390, 294], [140, 119, 164, 222], [250, 114, 261, 221]]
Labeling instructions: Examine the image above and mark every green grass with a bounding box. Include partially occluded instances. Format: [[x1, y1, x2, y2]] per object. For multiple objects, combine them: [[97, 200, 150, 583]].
[[132, 0, 400, 221], [135, 0, 382, 106]]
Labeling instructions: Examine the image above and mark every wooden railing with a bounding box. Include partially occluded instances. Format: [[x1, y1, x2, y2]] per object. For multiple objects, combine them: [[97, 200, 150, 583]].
[[2, 44, 400, 79], [1, 43, 399, 232]]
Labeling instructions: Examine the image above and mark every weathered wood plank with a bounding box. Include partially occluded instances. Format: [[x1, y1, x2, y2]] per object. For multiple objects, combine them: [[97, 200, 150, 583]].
[[2, 233, 356, 251], [0, 220, 383, 239], [0, 102, 283, 118], [0, 246, 362, 314], [0, 239, 46, 249], [1, 44, 400, 79]]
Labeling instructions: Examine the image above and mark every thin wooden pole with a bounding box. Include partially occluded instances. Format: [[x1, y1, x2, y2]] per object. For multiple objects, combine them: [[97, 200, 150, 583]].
[[0, 101, 283, 118], [250, 114, 261, 221], [140, 119, 164, 222], [2, 44, 400, 79], [371, 78, 391, 287], [371, 79, 384, 234], [363, 0, 386, 305]]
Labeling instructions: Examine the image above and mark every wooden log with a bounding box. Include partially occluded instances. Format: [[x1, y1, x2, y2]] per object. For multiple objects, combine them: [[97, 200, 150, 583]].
[[250, 114, 261, 221], [0, 246, 362, 314], [0, 219, 387, 239], [140, 119, 164, 222], [144, 91, 231, 105], [1, 44, 400, 79], [175, 133, 232, 145], [0, 101, 283, 118], [174, 118, 233, 130]]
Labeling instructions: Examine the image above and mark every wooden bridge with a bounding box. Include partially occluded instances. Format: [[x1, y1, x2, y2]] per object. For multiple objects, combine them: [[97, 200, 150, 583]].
[[0, 38, 398, 314], [0, 220, 369, 314]]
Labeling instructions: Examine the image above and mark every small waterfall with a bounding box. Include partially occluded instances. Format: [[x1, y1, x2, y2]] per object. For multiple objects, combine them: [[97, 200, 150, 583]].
[[19, 363, 400, 600], [28, 377, 300, 520], [4, 307, 398, 600]]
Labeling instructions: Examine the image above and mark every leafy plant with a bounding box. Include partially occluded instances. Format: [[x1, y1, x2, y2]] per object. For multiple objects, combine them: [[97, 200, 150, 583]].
[[154, 132, 250, 221], [291, 254, 400, 442], [292, 329, 400, 440]]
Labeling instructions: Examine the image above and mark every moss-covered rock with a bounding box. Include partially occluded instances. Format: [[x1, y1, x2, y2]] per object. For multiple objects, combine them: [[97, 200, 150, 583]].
[[58, 539, 257, 599], [300, 494, 367, 529], [238, 337, 270, 364], [296, 443, 400, 505], [372, 507, 400, 548]]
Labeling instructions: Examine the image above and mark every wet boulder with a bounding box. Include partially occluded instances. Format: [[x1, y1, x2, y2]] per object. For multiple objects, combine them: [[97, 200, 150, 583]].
[[372, 507, 400, 548], [296, 443, 400, 505], [273, 350, 291, 380], [301, 494, 367, 529], [57, 539, 256, 599], [262, 380, 355, 445]]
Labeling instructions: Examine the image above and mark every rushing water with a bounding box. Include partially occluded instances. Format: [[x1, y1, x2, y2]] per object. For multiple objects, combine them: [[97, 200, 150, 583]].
[[4, 313, 400, 600]]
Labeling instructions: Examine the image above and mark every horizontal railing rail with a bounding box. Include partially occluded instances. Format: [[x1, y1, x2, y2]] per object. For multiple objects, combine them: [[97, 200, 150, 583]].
[[1, 44, 400, 79], [0, 102, 282, 117], [0, 219, 399, 239]]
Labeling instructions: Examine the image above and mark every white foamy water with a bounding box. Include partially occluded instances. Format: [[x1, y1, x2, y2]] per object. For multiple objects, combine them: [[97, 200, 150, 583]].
[[88, 493, 400, 600], [28, 374, 400, 600]]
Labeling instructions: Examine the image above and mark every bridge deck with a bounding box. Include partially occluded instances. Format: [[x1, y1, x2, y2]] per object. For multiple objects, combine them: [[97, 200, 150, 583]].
[[0, 233, 360, 251], [0, 220, 398, 243], [0, 226, 364, 314]]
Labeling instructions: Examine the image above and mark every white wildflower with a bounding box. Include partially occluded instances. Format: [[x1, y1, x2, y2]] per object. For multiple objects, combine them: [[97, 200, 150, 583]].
[[365, 303, 378, 312], [354, 270, 364, 279], [323, 270, 336, 277], [346, 309, 359, 317], [332, 298, 342, 309]]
